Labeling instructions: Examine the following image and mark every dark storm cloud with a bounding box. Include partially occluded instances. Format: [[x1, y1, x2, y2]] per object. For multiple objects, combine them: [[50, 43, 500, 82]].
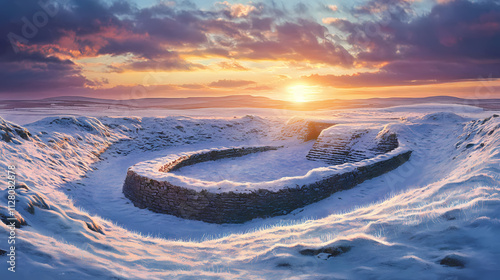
[[134, 7, 208, 46], [305, 60, 500, 87], [234, 19, 354, 66], [97, 38, 168, 59], [0, 0, 128, 95], [0, 0, 206, 95], [2, 0, 500, 96], [349, 0, 500, 62], [317, 0, 500, 86], [0, 0, 356, 96], [0, 60, 89, 93], [393, 0, 500, 61]]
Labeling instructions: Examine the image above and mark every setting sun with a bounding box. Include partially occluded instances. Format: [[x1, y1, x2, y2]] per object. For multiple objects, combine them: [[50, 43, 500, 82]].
[[287, 84, 321, 102]]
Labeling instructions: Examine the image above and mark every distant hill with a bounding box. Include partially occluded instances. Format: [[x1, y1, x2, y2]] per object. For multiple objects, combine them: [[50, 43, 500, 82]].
[[1, 95, 499, 111]]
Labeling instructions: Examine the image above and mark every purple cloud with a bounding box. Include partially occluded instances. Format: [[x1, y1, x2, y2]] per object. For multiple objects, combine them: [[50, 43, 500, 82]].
[[1, 0, 500, 97], [316, 0, 500, 86]]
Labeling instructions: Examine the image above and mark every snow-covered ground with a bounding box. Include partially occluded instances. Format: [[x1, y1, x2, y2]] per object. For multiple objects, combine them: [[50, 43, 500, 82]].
[[0, 104, 499, 279], [170, 142, 325, 183]]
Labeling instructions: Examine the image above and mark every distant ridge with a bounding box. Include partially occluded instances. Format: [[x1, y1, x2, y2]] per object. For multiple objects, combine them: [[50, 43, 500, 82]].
[[1, 95, 499, 111]]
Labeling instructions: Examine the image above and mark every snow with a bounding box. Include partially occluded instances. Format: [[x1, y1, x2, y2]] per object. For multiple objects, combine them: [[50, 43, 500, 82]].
[[131, 144, 411, 193], [0, 104, 499, 279], [379, 103, 484, 114], [170, 142, 327, 183]]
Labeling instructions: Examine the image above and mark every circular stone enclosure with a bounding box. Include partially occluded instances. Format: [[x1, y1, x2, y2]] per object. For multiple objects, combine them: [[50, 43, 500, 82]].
[[122, 145, 412, 224]]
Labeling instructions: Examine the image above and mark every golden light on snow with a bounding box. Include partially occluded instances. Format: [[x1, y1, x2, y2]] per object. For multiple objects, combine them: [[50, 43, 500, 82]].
[[287, 84, 321, 103]]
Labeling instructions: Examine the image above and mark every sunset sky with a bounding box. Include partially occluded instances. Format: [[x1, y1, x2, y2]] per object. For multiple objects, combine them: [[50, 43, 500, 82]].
[[1, 0, 500, 101]]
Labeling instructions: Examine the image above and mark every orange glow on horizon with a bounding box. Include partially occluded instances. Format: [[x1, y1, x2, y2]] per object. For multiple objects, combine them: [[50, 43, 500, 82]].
[[286, 84, 323, 103]]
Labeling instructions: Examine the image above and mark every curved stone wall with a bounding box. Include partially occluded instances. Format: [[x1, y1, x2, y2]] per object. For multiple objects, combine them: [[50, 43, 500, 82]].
[[123, 146, 412, 224]]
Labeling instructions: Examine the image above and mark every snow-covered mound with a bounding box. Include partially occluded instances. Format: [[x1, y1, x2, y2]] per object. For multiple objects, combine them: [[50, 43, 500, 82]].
[[0, 117, 33, 144], [418, 112, 471, 123], [100, 114, 277, 152], [30, 116, 111, 136], [0, 107, 499, 279], [380, 103, 484, 114]]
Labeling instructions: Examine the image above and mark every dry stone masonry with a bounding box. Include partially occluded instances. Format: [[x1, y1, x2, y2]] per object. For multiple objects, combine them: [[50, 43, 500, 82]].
[[123, 143, 412, 224]]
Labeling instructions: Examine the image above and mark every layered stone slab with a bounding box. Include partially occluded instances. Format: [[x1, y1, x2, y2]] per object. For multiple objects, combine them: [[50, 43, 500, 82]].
[[307, 124, 399, 165]]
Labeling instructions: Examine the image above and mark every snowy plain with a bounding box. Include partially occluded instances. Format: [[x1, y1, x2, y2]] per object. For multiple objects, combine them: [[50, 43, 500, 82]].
[[0, 102, 499, 279]]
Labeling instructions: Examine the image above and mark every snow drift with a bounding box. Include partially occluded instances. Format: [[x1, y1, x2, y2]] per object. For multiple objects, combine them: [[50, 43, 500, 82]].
[[0, 108, 498, 279]]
